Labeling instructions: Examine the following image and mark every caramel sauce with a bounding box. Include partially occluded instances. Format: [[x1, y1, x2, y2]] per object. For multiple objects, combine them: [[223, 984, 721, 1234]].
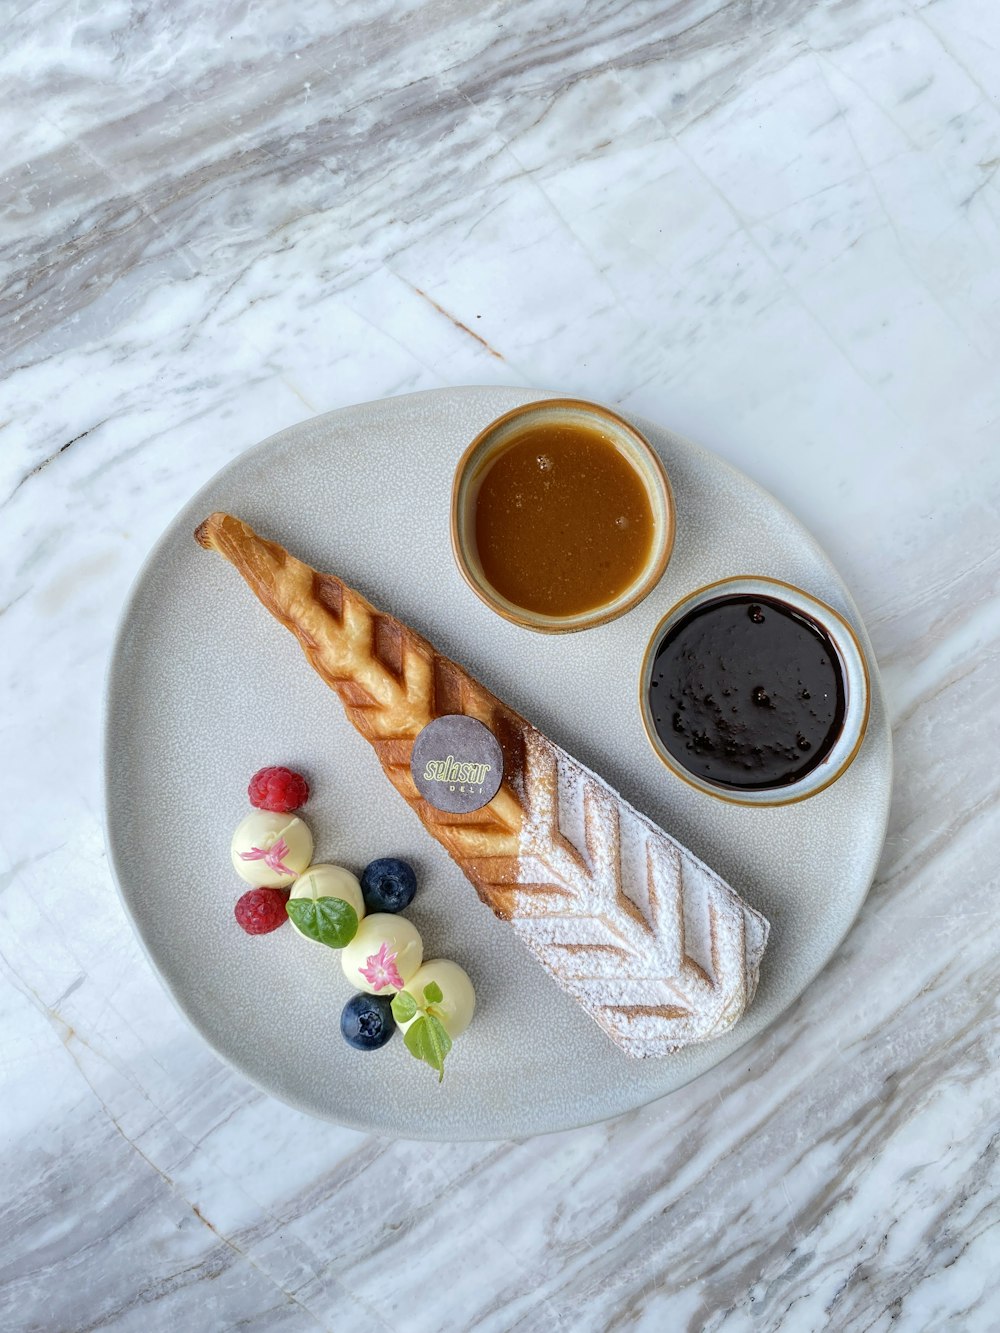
[[473, 423, 655, 617]]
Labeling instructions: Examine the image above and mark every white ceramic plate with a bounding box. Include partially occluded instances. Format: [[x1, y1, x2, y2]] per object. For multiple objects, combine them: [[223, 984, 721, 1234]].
[[105, 387, 892, 1140]]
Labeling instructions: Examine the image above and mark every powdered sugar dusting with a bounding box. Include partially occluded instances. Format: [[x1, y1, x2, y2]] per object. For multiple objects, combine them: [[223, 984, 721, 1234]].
[[514, 728, 769, 1057], [555, 762, 587, 867]]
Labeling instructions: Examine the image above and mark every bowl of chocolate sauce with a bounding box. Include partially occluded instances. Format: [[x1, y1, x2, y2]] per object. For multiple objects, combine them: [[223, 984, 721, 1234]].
[[639, 576, 870, 805]]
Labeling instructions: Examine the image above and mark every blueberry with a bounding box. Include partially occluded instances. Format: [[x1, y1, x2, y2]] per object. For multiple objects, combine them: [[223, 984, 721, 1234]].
[[361, 857, 417, 913], [340, 992, 396, 1051]]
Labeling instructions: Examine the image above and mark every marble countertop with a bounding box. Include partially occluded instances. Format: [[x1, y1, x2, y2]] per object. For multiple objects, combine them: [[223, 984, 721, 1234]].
[[2, 1, 999, 1329]]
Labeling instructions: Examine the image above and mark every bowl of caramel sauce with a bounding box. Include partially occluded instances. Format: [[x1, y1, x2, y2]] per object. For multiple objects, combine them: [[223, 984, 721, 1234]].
[[451, 399, 675, 633]]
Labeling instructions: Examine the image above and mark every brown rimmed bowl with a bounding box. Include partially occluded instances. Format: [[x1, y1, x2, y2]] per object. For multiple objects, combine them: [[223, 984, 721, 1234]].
[[451, 398, 675, 633], [639, 575, 871, 806]]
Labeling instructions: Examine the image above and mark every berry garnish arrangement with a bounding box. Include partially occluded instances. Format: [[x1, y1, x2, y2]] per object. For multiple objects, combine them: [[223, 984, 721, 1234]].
[[229, 766, 475, 1081]]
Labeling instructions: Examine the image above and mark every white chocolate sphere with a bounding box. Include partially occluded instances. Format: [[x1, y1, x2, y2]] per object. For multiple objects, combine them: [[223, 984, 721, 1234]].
[[399, 959, 476, 1038], [341, 913, 423, 995], [288, 865, 366, 943], [230, 810, 313, 887]]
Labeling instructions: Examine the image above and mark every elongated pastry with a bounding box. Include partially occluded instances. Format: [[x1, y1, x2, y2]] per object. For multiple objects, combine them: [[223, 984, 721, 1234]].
[[196, 513, 768, 1056]]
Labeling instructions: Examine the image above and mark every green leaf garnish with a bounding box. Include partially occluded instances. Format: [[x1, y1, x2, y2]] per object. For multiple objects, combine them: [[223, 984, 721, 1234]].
[[394, 979, 456, 1083], [285, 896, 358, 949], [391, 990, 418, 1024], [403, 1014, 452, 1082]]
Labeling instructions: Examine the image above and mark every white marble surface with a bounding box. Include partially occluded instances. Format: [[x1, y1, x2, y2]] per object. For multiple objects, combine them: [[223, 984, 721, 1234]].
[[2, 0, 999, 1328]]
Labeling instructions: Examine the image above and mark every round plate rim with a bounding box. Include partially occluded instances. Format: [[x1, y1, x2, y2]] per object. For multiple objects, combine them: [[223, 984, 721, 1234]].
[[104, 386, 893, 1140]]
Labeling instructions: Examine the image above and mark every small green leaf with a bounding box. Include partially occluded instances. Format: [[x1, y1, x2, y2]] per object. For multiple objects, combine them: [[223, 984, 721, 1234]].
[[422, 981, 444, 1005], [404, 1013, 452, 1082], [285, 896, 358, 949], [391, 990, 418, 1024]]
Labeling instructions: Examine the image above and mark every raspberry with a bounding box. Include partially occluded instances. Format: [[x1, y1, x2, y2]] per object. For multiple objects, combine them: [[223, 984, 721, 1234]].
[[248, 766, 310, 813], [235, 887, 290, 934]]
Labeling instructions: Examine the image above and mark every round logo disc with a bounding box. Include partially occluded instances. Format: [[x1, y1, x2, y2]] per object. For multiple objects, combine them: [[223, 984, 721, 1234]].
[[410, 715, 504, 813]]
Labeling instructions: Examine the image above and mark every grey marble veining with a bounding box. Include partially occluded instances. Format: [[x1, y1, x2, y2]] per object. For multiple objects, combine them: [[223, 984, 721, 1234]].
[[2, 0, 1000, 1329]]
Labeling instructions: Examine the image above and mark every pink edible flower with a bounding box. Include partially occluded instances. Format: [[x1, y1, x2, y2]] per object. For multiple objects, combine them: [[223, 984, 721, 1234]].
[[239, 836, 295, 877], [359, 941, 405, 992]]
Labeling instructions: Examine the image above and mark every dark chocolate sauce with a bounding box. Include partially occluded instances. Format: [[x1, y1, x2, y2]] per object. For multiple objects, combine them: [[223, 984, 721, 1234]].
[[649, 594, 846, 790]]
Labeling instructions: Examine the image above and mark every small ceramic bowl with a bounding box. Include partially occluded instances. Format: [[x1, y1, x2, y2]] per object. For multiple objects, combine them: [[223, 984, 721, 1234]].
[[451, 398, 675, 633], [639, 575, 871, 806]]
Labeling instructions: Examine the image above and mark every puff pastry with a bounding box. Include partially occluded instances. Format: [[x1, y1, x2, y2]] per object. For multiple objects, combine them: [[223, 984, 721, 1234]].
[[196, 512, 769, 1056]]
